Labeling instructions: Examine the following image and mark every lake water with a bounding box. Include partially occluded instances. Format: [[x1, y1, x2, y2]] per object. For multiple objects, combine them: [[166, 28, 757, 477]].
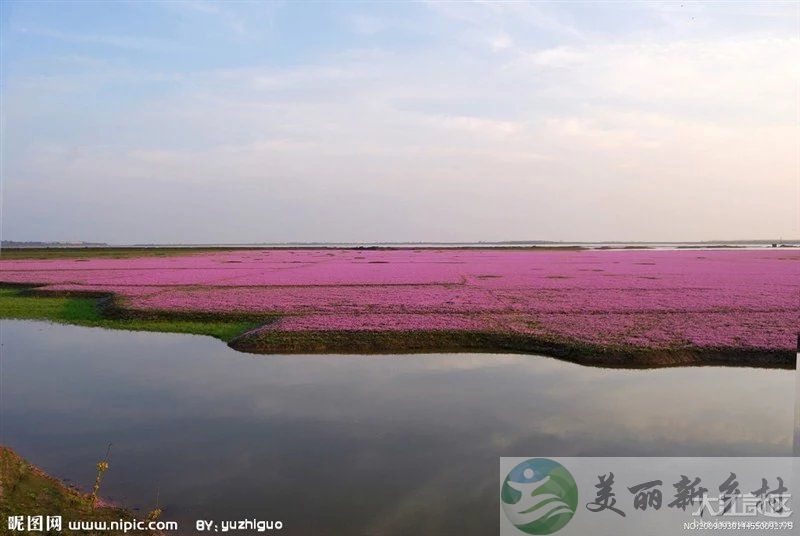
[[1, 320, 794, 534]]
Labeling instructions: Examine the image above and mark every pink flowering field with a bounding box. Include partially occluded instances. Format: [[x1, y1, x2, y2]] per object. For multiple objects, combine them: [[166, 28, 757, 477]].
[[1, 249, 798, 353]]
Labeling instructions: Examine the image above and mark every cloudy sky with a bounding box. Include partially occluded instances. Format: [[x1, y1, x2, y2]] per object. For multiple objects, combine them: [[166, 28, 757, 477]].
[[2, 1, 797, 243]]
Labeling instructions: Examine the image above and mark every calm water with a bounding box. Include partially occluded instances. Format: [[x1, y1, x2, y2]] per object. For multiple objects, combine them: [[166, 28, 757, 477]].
[[1, 320, 794, 534]]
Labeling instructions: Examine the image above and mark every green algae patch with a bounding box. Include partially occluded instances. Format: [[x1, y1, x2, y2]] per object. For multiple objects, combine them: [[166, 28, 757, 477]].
[[0, 288, 257, 342]]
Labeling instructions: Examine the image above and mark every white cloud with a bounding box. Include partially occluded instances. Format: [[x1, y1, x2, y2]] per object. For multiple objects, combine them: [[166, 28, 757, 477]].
[[488, 34, 513, 51], [510, 38, 798, 118]]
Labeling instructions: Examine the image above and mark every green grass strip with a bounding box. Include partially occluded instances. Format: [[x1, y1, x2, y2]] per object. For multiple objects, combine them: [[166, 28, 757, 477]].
[[0, 288, 256, 341]]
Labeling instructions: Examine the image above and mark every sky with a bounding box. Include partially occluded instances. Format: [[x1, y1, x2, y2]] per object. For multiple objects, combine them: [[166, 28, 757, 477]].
[[1, 1, 798, 244]]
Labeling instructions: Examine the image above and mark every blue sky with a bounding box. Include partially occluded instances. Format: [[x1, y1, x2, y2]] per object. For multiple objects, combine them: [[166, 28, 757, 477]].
[[2, 1, 798, 243]]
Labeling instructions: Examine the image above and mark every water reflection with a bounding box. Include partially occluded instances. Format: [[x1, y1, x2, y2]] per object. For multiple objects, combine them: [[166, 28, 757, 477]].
[[1, 320, 793, 534]]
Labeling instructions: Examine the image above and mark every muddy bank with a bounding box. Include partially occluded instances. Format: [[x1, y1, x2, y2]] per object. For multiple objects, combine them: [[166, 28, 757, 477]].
[[229, 328, 795, 369]]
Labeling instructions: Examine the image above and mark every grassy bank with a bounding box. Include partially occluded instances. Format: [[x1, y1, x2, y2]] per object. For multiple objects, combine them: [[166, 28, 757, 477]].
[[0, 288, 257, 341], [0, 447, 155, 535]]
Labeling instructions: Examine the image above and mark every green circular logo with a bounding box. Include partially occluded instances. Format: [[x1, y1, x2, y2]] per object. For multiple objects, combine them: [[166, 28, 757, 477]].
[[501, 458, 578, 534]]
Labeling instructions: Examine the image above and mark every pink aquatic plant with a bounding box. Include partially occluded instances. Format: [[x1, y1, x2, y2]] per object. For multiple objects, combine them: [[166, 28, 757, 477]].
[[1, 249, 798, 352]]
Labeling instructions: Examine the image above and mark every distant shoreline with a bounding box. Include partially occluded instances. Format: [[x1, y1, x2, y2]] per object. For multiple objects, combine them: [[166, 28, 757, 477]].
[[1, 243, 798, 261], [3, 239, 800, 250]]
